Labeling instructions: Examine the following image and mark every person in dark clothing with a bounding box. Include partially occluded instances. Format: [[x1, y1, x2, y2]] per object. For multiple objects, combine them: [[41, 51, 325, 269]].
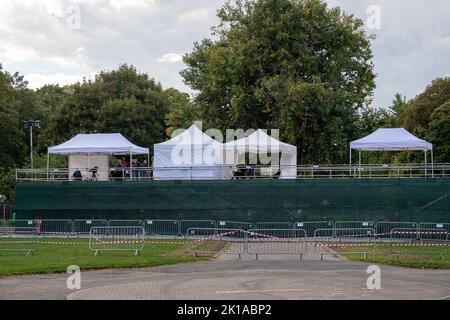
[[73, 170, 82, 181], [139, 159, 147, 180], [34, 217, 42, 236], [89, 166, 98, 181]]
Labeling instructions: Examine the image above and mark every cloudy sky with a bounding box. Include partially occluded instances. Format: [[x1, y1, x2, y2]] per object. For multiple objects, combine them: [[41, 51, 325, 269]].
[[0, 0, 449, 108]]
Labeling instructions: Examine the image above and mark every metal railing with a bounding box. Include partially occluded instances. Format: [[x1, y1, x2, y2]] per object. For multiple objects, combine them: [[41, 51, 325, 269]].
[[0, 227, 40, 256], [217, 221, 255, 231], [2, 218, 448, 259], [418, 222, 450, 233], [389, 228, 449, 259], [108, 220, 144, 228], [246, 229, 308, 260], [314, 228, 377, 244], [73, 219, 108, 235], [180, 220, 217, 236], [89, 226, 145, 256], [376, 222, 418, 239], [1, 205, 15, 220], [4, 219, 450, 238], [15, 163, 450, 182], [314, 228, 377, 260], [187, 228, 247, 259], [295, 221, 335, 237], [255, 222, 294, 230], [144, 219, 180, 237]]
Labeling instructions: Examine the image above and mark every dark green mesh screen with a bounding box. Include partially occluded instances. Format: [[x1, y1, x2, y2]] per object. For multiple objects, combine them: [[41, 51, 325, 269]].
[[15, 179, 450, 222]]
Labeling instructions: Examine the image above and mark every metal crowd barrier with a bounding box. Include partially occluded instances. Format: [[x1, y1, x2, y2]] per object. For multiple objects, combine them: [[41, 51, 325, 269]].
[[255, 222, 294, 230], [314, 228, 376, 243], [108, 220, 144, 227], [3, 218, 450, 240], [246, 229, 307, 260], [73, 219, 108, 235], [335, 221, 376, 230], [186, 228, 246, 259], [9, 219, 74, 237], [390, 228, 449, 259], [89, 226, 145, 256], [144, 219, 180, 237], [295, 221, 334, 237], [41, 219, 74, 236], [418, 223, 450, 233], [0, 227, 40, 256], [180, 220, 217, 236], [217, 221, 254, 231], [376, 222, 418, 240], [10, 219, 36, 228], [314, 228, 377, 260]]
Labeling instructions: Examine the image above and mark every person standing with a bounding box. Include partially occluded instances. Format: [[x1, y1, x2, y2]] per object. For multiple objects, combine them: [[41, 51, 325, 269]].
[[35, 217, 42, 236], [139, 159, 147, 180], [11, 211, 16, 226], [132, 159, 139, 180], [150, 156, 154, 179], [119, 158, 127, 180]]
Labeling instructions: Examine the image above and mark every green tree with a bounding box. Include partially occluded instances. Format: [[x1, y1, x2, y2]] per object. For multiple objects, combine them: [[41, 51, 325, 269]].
[[398, 77, 450, 137], [0, 104, 26, 169], [181, 0, 376, 163], [42, 64, 169, 150], [390, 93, 407, 115], [35, 85, 69, 153], [356, 106, 392, 138], [0, 168, 17, 203], [353, 106, 394, 164], [42, 80, 107, 146], [0, 66, 27, 169], [98, 96, 167, 151], [164, 88, 201, 137], [427, 101, 450, 163]]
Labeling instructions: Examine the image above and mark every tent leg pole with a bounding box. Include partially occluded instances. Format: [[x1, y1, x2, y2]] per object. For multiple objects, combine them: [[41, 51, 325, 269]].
[[130, 152, 133, 181], [147, 153, 150, 180], [359, 150, 361, 179], [431, 149, 434, 178], [46, 153, 49, 181], [349, 149, 352, 178], [425, 151, 427, 178]]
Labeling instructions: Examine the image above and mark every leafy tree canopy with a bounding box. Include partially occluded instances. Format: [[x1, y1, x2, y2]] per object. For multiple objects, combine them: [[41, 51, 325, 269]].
[[41, 64, 169, 152], [182, 0, 376, 163]]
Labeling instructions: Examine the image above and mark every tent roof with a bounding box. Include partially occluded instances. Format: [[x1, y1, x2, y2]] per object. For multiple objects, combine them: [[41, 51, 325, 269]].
[[224, 129, 297, 153], [350, 128, 432, 151], [155, 125, 222, 148], [48, 133, 149, 155]]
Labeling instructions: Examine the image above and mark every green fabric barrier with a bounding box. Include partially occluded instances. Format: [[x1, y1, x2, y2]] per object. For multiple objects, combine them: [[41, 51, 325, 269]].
[[15, 179, 450, 222]]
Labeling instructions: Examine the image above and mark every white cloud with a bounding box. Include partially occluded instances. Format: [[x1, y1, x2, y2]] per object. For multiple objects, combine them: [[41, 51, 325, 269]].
[[177, 8, 216, 27], [0, 0, 448, 108], [109, 0, 155, 10], [0, 43, 38, 65], [46, 47, 89, 68], [157, 53, 184, 64], [24, 72, 94, 89]]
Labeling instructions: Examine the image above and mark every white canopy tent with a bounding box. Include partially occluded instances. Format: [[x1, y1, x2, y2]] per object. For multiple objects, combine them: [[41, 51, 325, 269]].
[[153, 125, 225, 180], [47, 133, 150, 180], [224, 129, 298, 179], [350, 128, 434, 176]]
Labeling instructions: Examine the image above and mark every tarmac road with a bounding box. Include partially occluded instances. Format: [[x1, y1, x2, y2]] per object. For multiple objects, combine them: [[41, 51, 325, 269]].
[[1, 256, 450, 300]]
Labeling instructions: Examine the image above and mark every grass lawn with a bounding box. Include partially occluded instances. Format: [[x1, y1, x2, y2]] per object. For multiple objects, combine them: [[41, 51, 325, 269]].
[[0, 238, 213, 277], [332, 243, 450, 269]]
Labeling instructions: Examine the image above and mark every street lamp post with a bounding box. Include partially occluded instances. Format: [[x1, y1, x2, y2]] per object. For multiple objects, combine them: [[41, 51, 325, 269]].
[[22, 120, 41, 169]]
